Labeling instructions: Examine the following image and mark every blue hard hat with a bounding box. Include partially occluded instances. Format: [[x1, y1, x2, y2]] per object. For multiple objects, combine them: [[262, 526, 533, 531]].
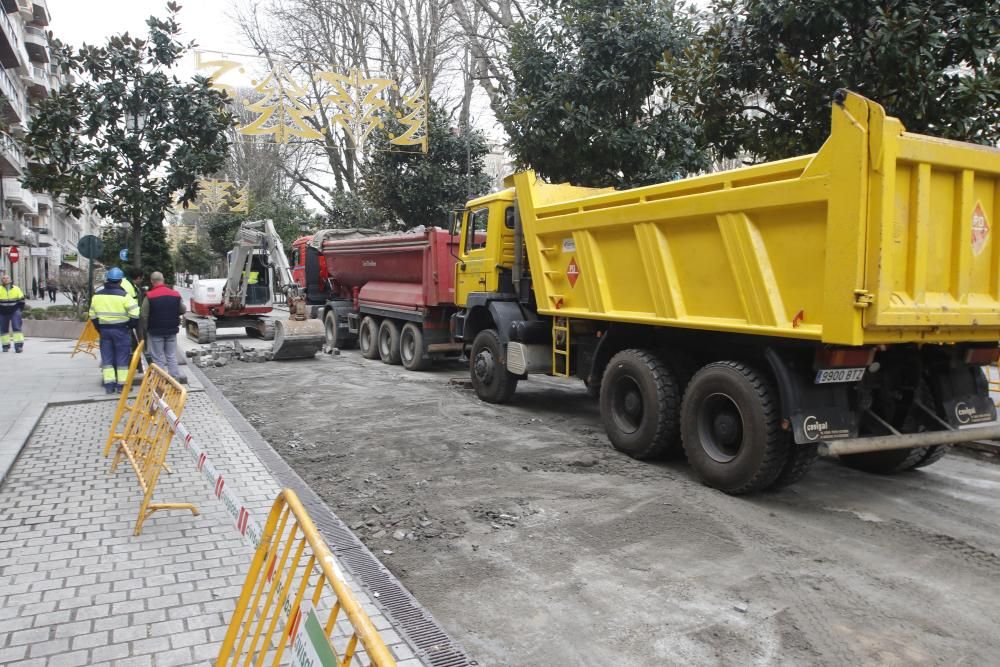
[[106, 267, 125, 281]]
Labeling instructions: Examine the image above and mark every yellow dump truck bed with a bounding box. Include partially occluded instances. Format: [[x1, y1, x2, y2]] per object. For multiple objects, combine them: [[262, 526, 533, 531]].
[[513, 92, 1000, 346]]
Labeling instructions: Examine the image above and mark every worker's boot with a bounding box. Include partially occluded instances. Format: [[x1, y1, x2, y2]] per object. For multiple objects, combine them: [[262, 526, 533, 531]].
[[14, 343, 22, 353], [105, 384, 116, 395], [1, 346, 8, 352]]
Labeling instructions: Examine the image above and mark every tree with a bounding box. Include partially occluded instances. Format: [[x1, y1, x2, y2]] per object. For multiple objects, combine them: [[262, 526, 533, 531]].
[[206, 196, 316, 257], [363, 103, 492, 229], [174, 239, 215, 277], [667, 0, 1000, 163], [22, 3, 233, 270], [498, 0, 707, 188]]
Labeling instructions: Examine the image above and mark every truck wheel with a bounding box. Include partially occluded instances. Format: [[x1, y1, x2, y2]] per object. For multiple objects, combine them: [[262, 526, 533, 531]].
[[470, 329, 518, 403], [600, 349, 680, 459], [359, 316, 380, 359], [768, 443, 820, 490], [378, 319, 402, 364], [324, 311, 356, 350], [400, 323, 430, 371], [912, 446, 947, 469], [681, 361, 790, 494]]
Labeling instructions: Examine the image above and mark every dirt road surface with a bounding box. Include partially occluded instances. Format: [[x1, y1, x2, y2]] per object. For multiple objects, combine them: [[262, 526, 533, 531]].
[[203, 349, 1000, 666]]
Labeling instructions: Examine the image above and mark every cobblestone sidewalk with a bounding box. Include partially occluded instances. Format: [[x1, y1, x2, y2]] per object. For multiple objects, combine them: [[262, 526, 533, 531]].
[[0, 393, 420, 666]]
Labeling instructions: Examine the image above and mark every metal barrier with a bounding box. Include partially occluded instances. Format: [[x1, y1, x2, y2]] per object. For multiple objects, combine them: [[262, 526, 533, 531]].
[[217, 489, 397, 667], [102, 340, 146, 457], [70, 320, 100, 358], [109, 363, 197, 536]]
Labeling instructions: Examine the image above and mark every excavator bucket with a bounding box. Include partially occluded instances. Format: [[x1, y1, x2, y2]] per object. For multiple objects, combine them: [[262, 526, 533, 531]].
[[270, 318, 325, 360]]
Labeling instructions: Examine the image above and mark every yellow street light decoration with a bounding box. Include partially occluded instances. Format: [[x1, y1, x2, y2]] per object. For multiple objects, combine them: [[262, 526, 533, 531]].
[[240, 64, 324, 143], [315, 68, 393, 151], [194, 50, 429, 153], [389, 81, 428, 152], [230, 187, 249, 214], [194, 51, 245, 98], [194, 179, 248, 214], [196, 179, 233, 212]]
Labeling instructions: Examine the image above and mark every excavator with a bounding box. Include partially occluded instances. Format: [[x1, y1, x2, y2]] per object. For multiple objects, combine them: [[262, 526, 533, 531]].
[[184, 219, 326, 360]]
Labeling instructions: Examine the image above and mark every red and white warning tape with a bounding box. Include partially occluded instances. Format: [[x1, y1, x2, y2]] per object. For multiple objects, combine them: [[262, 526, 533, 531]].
[[156, 397, 265, 551]]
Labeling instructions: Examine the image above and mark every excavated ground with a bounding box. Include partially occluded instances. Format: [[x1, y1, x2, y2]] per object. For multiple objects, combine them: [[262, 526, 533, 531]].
[[204, 349, 1000, 666]]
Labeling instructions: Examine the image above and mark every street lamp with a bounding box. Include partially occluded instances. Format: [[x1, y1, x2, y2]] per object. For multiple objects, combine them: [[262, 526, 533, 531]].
[[124, 108, 146, 269]]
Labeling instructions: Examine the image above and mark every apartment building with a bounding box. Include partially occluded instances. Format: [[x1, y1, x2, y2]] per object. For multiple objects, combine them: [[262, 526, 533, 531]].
[[0, 0, 98, 292]]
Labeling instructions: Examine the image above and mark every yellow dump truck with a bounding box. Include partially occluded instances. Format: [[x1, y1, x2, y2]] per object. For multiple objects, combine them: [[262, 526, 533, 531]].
[[451, 91, 1000, 494]]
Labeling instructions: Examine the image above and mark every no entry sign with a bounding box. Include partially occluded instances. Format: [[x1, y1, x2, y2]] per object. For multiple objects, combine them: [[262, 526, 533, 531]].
[[7, 245, 19, 263]]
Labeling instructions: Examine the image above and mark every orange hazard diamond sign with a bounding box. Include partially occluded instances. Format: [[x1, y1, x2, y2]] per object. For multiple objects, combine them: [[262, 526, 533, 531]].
[[971, 201, 990, 256], [566, 257, 580, 288]]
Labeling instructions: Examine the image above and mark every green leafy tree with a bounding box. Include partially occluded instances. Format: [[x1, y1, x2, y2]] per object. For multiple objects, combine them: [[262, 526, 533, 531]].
[[205, 195, 315, 257], [363, 103, 492, 230], [667, 0, 1000, 162], [22, 2, 233, 270], [174, 239, 215, 276], [325, 190, 394, 230], [498, 0, 707, 188]]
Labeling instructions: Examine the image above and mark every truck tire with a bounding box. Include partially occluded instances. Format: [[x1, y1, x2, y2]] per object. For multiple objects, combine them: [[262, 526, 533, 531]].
[[359, 316, 380, 359], [768, 443, 820, 490], [324, 311, 356, 350], [400, 323, 430, 371], [599, 349, 680, 460], [681, 361, 790, 494], [912, 446, 948, 469], [470, 329, 518, 403], [378, 319, 402, 364]]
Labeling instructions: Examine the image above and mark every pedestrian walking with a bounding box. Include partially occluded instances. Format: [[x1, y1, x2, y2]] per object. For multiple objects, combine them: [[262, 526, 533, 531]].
[[47, 281, 56, 302], [31, 276, 38, 300], [89, 267, 139, 394], [141, 271, 186, 383], [0, 274, 25, 353]]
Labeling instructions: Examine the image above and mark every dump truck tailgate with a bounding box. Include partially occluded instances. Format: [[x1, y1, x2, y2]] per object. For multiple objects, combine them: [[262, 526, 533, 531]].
[[864, 131, 1000, 334]]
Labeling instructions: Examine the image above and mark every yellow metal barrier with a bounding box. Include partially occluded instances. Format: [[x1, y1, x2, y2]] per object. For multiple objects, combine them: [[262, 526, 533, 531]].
[[217, 489, 397, 667], [102, 340, 146, 457], [109, 363, 197, 535], [70, 320, 100, 358]]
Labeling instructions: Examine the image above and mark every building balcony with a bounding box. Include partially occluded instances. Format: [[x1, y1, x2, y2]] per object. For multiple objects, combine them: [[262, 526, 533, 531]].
[[0, 131, 24, 176], [23, 24, 46, 63], [25, 64, 47, 98], [3, 177, 37, 213], [35, 190, 51, 210], [0, 8, 23, 69], [31, 0, 47, 27], [0, 65, 25, 123], [30, 226, 50, 246], [14, 0, 31, 21]]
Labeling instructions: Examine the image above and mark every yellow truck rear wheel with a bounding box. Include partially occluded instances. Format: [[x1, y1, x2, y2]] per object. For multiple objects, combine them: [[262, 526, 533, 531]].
[[599, 349, 681, 460], [680, 361, 791, 494]]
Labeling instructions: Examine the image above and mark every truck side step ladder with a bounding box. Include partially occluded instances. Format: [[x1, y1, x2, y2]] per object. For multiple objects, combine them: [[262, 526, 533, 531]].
[[552, 317, 571, 377]]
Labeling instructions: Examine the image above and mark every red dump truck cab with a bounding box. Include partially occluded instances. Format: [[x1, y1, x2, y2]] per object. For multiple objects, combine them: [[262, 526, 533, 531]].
[[292, 228, 462, 369]]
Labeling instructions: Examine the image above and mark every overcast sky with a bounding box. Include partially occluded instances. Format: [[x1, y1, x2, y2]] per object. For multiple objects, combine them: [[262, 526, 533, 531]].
[[47, 0, 246, 79]]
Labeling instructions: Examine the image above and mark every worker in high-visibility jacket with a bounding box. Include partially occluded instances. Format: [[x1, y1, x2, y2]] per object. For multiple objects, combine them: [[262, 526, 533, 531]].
[[0, 274, 25, 353], [89, 267, 140, 394]]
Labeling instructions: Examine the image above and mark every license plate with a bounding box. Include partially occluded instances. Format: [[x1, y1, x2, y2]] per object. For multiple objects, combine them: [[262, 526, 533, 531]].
[[815, 368, 866, 384]]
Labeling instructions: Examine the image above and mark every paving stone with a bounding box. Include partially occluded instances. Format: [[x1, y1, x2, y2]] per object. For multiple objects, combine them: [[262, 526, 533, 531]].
[[0, 391, 426, 666]]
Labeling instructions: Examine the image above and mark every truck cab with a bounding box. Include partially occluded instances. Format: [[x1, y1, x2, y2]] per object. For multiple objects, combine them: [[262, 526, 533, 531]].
[[454, 190, 518, 306]]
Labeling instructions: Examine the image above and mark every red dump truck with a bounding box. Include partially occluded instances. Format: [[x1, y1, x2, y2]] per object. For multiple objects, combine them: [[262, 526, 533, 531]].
[[291, 228, 463, 369]]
